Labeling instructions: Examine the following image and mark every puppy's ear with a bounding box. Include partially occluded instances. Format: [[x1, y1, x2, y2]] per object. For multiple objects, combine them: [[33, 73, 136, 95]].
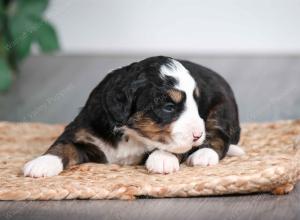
[[105, 68, 147, 125], [105, 86, 133, 125]]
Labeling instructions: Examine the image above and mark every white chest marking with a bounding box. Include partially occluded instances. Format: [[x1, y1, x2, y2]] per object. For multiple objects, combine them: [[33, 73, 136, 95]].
[[76, 130, 148, 165], [111, 137, 148, 165]]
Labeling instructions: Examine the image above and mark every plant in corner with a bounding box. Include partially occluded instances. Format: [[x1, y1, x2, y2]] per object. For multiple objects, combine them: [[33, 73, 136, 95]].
[[0, 0, 59, 92]]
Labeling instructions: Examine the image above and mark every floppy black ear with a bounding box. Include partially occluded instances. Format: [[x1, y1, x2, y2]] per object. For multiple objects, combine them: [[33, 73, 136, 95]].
[[83, 63, 147, 132], [105, 86, 134, 125], [104, 66, 147, 125]]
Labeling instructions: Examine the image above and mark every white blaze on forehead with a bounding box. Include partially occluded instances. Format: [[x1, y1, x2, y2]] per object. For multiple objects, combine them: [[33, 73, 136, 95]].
[[160, 59, 196, 94], [159, 58, 206, 153], [160, 58, 197, 113]]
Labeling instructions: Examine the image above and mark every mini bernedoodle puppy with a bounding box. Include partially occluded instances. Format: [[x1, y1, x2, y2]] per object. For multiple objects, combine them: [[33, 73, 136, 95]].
[[23, 56, 245, 177]]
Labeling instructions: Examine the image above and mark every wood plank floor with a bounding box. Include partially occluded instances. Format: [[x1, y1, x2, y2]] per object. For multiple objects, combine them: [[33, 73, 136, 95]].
[[0, 184, 299, 220], [0, 55, 299, 220]]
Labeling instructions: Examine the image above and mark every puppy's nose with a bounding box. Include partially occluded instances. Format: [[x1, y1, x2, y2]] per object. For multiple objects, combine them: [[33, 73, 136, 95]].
[[193, 132, 202, 142]]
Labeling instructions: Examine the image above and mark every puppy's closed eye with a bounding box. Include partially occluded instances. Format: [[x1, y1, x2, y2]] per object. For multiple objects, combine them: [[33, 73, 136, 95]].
[[162, 103, 175, 113]]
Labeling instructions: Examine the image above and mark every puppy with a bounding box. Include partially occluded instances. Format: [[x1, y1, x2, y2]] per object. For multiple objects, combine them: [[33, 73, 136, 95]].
[[23, 56, 243, 177]]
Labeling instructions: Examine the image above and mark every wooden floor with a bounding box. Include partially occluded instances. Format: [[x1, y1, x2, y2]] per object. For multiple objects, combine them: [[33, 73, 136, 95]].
[[0, 55, 300, 220], [0, 185, 300, 220], [0, 184, 299, 220]]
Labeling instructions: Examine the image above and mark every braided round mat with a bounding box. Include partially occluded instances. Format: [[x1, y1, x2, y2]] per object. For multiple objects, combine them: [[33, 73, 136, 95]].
[[0, 120, 299, 200]]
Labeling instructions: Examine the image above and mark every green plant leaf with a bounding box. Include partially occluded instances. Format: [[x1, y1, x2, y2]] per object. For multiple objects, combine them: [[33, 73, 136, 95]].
[[34, 20, 59, 52], [8, 14, 36, 60], [0, 3, 4, 31], [18, 0, 49, 17], [0, 59, 13, 92]]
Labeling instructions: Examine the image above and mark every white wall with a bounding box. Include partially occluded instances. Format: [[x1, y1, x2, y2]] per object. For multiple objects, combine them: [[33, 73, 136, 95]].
[[46, 0, 300, 55]]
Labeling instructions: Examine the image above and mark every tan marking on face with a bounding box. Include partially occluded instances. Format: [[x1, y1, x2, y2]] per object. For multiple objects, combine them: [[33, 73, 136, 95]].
[[167, 89, 183, 103], [130, 112, 172, 143]]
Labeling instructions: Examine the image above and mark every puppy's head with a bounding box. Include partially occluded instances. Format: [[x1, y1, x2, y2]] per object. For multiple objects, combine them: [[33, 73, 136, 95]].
[[93, 56, 205, 153]]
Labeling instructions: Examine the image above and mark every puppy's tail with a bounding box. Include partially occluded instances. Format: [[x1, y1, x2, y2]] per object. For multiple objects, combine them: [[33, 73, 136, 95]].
[[227, 144, 245, 157]]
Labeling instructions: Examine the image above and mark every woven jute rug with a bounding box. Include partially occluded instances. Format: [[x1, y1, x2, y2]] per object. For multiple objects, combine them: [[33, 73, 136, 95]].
[[0, 120, 300, 200]]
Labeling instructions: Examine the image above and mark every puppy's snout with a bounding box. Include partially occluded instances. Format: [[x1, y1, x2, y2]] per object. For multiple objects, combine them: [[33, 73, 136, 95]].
[[192, 131, 202, 142]]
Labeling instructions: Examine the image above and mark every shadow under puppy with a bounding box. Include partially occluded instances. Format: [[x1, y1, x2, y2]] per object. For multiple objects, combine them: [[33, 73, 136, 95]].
[[23, 56, 245, 177]]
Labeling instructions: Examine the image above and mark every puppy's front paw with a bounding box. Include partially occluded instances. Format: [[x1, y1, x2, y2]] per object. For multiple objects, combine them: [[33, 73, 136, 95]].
[[146, 150, 179, 174], [186, 148, 219, 166], [23, 154, 63, 177]]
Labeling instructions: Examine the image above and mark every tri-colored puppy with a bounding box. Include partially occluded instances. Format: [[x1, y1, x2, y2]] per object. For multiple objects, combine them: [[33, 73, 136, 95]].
[[23, 56, 244, 177]]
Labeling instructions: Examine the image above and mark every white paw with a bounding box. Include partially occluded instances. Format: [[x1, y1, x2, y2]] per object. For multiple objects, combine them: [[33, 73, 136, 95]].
[[186, 148, 219, 166], [227, 144, 245, 156], [146, 150, 179, 174], [23, 154, 63, 177]]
